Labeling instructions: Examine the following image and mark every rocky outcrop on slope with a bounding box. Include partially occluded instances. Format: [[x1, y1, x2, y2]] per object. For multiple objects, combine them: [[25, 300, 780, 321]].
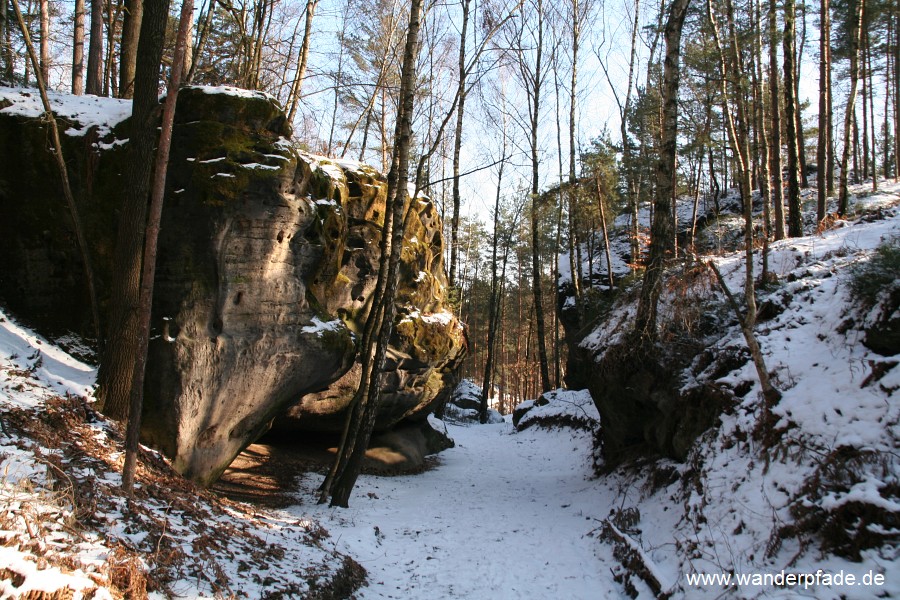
[[0, 86, 465, 485]]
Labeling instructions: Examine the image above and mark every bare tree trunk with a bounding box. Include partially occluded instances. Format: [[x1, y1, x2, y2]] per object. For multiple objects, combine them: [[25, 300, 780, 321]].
[[709, 262, 781, 418], [449, 0, 472, 289], [707, 0, 781, 418], [326, 7, 349, 155], [817, 0, 830, 222], [885, 32, 892, 180], [528, 0, 551, 392], [795, 0, 809, 188], [623, 0, 641, 267], [554, 57, 580, 321], [867, 31, 877, 191], [118, 0, 142, 98], [768, 0, 786, 239], [783, 0, 803, 237], [244, 0, 265, 89], [286, 0, 318, 123], [104, 0, 123, 97], [0, 0, 10, 82], [839, 0, 865, 215], [380, 89, 388, 171], [827, 3, 835, 193], [634, 0, 690, 339], [72, 0, 85, 94], [552, 70, 563, 386], [10, 0, 101, 343], [185, 0, 216, 84], [85, 0, 103, 95], [595, 175, 614, 289], [862, 41, 869, 182], [322, 0, 423, 508], [753, 0, 771, 244], [96, 0, 171, 419], [0, 0, 6, 80], [481, 146, 508, 422], [22, 0, 30, 85], [122, 0, 193, 495], [895, 6, 900, 182], [853, 112, 860, 182], [567, 0, 583, 310], [39, 0, 48, 82]]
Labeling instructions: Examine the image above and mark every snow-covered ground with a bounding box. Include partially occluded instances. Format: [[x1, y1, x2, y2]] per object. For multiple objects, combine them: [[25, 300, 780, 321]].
[[0, 310, 361, 599], [293, 414, 622, 599]]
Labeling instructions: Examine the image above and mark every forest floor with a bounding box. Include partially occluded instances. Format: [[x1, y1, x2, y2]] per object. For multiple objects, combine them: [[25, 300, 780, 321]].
[[287, 418, 622, 599]]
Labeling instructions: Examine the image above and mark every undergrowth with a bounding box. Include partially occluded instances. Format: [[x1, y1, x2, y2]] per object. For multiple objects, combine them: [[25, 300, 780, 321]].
[[848, 237, 900, 309]]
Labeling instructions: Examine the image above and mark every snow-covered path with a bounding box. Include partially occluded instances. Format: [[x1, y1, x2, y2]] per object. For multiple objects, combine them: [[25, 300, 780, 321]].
[[291, 422, 621, 599]]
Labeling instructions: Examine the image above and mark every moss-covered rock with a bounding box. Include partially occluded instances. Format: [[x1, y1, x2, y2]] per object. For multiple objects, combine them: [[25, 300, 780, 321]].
[[272, 162, 466, 436], [0, 86, 465, 485]]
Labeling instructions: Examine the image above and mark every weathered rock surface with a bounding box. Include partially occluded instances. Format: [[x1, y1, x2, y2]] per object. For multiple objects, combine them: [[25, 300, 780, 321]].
[[0, 86, 465, 485]]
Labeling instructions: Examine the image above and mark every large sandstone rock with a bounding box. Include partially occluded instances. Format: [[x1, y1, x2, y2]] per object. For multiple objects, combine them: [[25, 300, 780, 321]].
[[0, 86, 465, 485]]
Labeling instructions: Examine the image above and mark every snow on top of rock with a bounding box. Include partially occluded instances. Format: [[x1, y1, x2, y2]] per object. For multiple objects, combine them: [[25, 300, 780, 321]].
[[187, 84, 278, 103], [301, 316, 345, 336], [402, 309, 456, 327], [318, 162, 345, 183], [0, 86, 131, 138], [453, 378, 482, 402], [239, 162, 281, 171], [515, 389, 599, 431], [329, 157, 366, 172]]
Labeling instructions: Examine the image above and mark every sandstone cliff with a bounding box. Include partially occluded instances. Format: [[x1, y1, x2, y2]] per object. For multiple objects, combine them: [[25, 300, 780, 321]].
[[0, 86, 465, 485]]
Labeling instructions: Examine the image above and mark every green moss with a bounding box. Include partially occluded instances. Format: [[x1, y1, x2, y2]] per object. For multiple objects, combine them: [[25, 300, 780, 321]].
[[172, 120, 290, 208]]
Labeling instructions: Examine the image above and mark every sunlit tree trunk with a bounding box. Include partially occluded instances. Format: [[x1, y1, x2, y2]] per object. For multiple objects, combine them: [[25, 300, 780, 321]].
[[707, 0, 780, 413], [567, 0, 584, 313], [185, 0, 216, 84], [867, 31, 877, 191], [286, 0, 318, 123], [839, 0, 865, 215], [322, 0, 423, 508], [817, 0, 830, 222], [122, 0, 194, 495], [72, 0, 85, 94], [635, 0, 690, 338], [449, 0, 472, 289], [118, 0, 142, 98], [753, 0, 771, 247], [85, 0, 103, 95], [38, 0, 48, 82]]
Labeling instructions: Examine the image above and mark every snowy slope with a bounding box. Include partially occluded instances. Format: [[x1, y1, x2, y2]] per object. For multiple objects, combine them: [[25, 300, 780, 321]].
[[566, 180, 900, 598], [0, 309, 362, 599]]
